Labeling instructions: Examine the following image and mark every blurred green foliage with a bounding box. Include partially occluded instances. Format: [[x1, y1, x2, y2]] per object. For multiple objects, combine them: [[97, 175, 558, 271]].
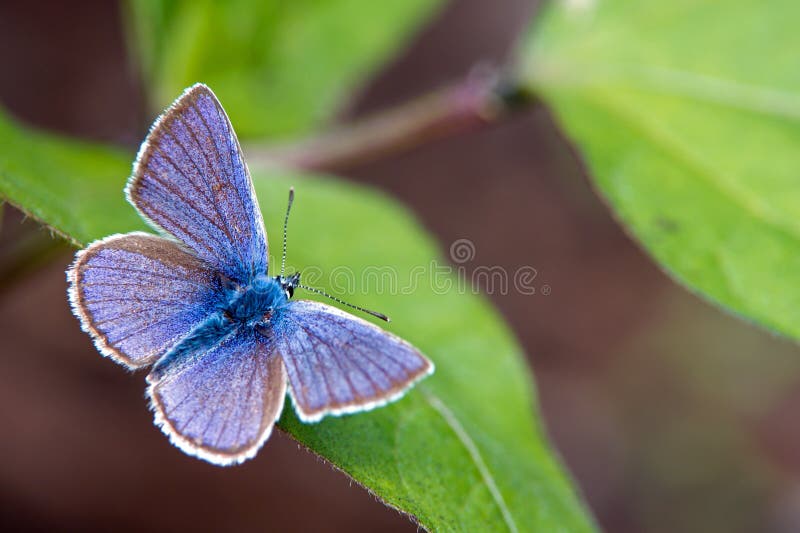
[[10, 0, 795, 528], [126, 0, 443, 139], [522, 0, 800, 341], [0, 110, 141, 244]]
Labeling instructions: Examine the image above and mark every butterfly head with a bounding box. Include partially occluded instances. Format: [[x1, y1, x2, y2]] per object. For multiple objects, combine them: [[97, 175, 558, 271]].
[[276, 272, 301, 299]]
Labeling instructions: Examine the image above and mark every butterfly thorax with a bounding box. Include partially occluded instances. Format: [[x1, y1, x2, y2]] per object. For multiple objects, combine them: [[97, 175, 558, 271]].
[[220, 274, 288, 328], [217, 272, 301, 330]]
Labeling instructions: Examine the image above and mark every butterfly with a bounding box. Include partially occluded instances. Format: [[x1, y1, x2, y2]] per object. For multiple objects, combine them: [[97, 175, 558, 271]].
[[67, 84, 434, 466]]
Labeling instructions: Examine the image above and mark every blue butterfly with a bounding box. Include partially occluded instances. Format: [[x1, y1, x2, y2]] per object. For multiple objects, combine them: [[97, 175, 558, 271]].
[[67, 84, 434, 465]]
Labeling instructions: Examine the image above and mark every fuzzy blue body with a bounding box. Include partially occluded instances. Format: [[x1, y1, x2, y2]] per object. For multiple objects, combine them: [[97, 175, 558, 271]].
[[149, 274, 290, 380], [222, 275, 287, 326]]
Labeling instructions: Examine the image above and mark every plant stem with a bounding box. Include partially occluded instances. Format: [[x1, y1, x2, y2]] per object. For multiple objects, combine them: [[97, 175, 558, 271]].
[[247, 71, 538, 172]]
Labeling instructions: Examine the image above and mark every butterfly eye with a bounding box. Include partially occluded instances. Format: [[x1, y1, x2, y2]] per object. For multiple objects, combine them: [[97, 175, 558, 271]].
[[282, 272, 300, 299], [262, 309, 273, 321]]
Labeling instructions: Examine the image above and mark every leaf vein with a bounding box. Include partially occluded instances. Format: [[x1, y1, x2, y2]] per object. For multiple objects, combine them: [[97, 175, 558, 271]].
[[422, 389, 519, 533]]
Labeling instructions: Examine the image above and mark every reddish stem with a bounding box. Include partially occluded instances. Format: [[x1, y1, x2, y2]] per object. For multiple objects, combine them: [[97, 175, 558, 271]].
[[248, 71, 535, 173]]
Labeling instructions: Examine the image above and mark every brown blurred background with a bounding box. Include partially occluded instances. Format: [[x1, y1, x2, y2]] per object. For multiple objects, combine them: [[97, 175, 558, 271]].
[[3, 1, 800, 532]]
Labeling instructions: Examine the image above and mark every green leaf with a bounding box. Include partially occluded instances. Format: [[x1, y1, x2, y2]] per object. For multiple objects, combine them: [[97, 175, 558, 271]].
[[0, 110, 595, 531], [125, 0, 443, 139], [0, 110, 142, 244], [520, 0, 800, 340]]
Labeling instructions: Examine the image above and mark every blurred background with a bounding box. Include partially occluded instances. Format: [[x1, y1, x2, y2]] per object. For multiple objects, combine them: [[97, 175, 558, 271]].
[[2, 1, 800, 532]]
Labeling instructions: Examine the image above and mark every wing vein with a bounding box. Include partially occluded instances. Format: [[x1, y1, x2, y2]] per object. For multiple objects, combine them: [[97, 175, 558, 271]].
[[174, 110, 244, 268], [296, 321, 363, 405], [209, 99, 251, 219]]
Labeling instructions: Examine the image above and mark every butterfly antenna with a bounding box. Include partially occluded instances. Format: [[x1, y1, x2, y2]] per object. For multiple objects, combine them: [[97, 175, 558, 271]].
[[280, 187, 295, 277], [298, 283, 391, 322]]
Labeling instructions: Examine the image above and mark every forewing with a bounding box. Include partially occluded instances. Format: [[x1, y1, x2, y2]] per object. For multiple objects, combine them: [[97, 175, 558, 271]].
[[68, 232, 217, 369], [126, 83, 268, 279], [275, 300, 434, 422], [147, 329, 287, 465]]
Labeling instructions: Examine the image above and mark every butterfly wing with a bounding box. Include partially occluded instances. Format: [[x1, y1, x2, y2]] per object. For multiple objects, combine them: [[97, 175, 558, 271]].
[[274, 300, 434, 422], [68, 232, 218, 369], [125, 83, 268, 280], [147, 328, 287, 465]]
